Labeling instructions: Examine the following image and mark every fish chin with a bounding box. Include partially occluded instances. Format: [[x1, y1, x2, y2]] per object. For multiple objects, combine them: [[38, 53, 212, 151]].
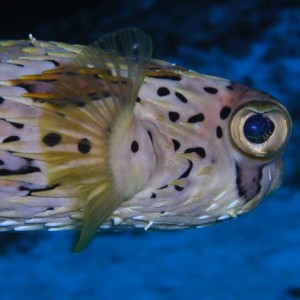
[[238, 158, 284, 214], [263, 158, 284, 196]]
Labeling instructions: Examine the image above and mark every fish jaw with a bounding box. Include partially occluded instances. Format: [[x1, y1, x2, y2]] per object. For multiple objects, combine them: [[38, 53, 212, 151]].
[[237, 157, 284, 214]]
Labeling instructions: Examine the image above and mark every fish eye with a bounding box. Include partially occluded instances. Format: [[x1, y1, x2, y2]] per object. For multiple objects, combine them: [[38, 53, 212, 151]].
[[229, 100, 292, 159], [243, 114, 275, 144]]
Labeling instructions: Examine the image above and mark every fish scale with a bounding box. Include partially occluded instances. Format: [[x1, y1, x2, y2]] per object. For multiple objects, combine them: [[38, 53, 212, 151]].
[[0, 29, 292, 251]]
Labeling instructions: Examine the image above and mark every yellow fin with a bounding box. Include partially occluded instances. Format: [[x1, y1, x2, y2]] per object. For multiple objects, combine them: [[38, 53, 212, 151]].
[[72, 183, 123, 252], [34, 28, 152, 252]]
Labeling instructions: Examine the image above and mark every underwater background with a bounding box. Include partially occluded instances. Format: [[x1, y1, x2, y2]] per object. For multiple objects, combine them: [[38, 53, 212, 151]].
[[0, 0, 299, 299]]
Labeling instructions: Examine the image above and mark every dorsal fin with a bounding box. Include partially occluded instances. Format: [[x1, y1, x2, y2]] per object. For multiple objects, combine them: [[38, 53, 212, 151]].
[[73, 28, 152, 110], [45, 28, 152, 110], [35, 28, 152, 251]]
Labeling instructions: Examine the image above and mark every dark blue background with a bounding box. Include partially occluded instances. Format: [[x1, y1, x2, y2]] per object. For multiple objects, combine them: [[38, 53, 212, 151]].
[[0, 1, 299, 299]]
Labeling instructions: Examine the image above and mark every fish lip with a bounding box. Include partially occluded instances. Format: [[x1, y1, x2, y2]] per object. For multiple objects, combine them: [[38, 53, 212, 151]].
[[264, 157, 284, 195], [238, 158, 284, 214]]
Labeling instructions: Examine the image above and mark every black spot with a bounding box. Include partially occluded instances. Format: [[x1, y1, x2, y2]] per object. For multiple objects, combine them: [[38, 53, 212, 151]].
[[131, 141, 139, 153], [235, 163, 247, 197], [187, 113, 205, 123], [41, 79, 57, 83], [168, 111, 180, 122], [42, 133, 62, 147], [257, 167, 263, 194], [0, 169, 14, 176], [178, 160, 193, 180], [16, 83, 35, 93], [75, 101, 85, 107], [8, 121, 24, 129], [2, 136, 20, 143], [136, 97, 141, 103], [172, 139, 180, 151], [78, 138, 91, 154], [12, 63, 24, 67], [27, 184, 59, 196], [204, 87, 218, 94], [226, 85, 234, 91], [216, 126, 223, 138], [147, 131, 153, 143], [175, 185, 184, 191], [66, 71, 77, 76], [185, 147, 206, 158], [22, 184, 59, 196], [19, 186, 30, 191], [45, 207, 54, 211], [151, 193, 156, 199], [46, 60, 60, 67], [0, 97, 4, 104], [220, 106, 231, 120], [102, 91, 111, 98], [25, 166, 41, 173], [24, 157, 33, 163], [0, 166, 40, 176], [175, 91, 188, 103], [0, 159, 4, 165], [157, 87, 170, 96], [147, 74, 181, 81], [157, 185, 168, 190], [104, 69, 112, 76], [88, 93, 100, 101], [111, 79, 127, 85]]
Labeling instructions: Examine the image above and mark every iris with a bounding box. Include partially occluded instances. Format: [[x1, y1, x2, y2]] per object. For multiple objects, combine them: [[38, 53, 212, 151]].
[[243, 114, 274, 144]]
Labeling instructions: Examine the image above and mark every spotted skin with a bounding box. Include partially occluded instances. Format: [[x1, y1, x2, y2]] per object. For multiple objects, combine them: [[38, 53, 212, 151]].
[[0, 34, 289, 241]]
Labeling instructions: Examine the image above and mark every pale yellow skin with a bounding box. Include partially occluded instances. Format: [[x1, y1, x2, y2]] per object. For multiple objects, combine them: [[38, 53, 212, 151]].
[[0, 30, 291, 250]]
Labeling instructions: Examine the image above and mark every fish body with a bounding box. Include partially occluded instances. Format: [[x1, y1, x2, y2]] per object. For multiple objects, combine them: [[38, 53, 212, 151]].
[[0, 29, 292, 250]]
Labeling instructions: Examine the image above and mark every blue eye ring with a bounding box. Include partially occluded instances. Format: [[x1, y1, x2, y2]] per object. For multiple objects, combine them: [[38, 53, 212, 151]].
[[243, 114, 275, 144]]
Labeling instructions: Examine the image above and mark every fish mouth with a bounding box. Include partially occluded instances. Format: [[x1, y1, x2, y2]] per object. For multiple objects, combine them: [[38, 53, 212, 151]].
[[236, 158, 284, 214]]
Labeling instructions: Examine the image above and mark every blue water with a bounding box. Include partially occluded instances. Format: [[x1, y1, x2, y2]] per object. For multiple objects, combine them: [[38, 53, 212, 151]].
[[0, 1, 299, 299]]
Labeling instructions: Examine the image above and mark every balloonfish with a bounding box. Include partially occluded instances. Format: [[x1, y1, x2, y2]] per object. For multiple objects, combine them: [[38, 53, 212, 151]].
[[0, 28, 292, 251]]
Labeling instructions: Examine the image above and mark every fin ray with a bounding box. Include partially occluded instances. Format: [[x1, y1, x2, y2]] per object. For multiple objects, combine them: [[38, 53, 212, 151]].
[[37, 28, 153, 251], [3, 28, 153, 251]]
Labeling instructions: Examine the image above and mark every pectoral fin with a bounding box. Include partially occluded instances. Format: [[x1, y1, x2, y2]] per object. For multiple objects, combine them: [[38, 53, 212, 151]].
[[34, 28, 152, 251]]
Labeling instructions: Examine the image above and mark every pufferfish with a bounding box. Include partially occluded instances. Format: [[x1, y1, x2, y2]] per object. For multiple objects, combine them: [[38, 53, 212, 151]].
[[0, 28, 292, 252]]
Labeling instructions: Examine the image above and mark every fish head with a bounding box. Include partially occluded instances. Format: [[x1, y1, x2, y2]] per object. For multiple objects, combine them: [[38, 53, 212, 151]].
[[225, 84, 292, 213], [126, 74, 292, 225]]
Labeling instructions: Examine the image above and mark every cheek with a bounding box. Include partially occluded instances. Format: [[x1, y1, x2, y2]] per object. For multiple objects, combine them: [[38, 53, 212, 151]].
[[129, 126, 157, 182], [109, 118, 158, 197]]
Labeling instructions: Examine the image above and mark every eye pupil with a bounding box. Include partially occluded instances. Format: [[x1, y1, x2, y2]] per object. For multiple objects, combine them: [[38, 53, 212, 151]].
[[243, 114, 275, 144]]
